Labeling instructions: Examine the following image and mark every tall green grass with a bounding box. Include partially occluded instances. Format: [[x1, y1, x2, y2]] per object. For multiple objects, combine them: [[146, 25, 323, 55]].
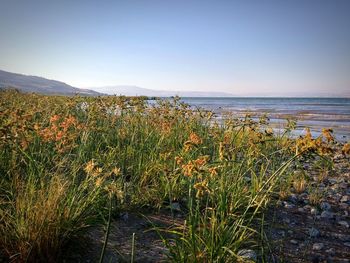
[[0, 90, 336, 262]]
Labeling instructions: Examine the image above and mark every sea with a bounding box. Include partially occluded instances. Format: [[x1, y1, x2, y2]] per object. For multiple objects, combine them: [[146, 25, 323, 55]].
[[178, 97, 350, 142]]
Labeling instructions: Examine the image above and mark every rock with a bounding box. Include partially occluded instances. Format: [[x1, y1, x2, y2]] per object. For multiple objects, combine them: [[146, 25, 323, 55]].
[[320, 202, 331, 211], [289, 194, 298, 204], [237, 249, 257, 262], [283, 201, 295, 209], [328, 178, 338, 185], [320, 211, 334, 219], [121, 212, 129, 221], [344, 242, 350, 247], [170, 202, 181, 211], [311, 208, 318, 215], [326, 248, 335, 255], [312, 243, 324, 250], [278, 230, 285, 237], [338, 220, 349, 228], [309, 227, 320, 238], [340, 195, 349, 203], [290, 239, 298, 245], [297, 207, 305, 213], [283, 218, 291, 224]]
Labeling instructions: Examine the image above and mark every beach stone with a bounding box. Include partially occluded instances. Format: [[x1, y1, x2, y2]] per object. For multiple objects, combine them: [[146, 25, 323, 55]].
[[309, 227, 320, 238], [340, 195, 349, 203], [121, 212, 129, 221], [283, 218, 291, 224], [344, 242, 350, 247], [283, 201, 295, 209], [290, 239, 298, 245], [328, 178, 338, 185], [320, 202, 331, 211], [312, 243, 324, 251], [237, 249, 257, 262], [326, 248, 335, 255], [289, 194, 298, 204], [311, 208, 318, 215], [170, 202, 181, 211], [297, 207, 305, 213], [338, 220, 349, 228], [321, 211, 334, 219]]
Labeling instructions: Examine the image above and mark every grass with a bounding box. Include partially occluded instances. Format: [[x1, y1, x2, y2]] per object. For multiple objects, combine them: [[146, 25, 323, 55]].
[[0, 89, 341, 262]]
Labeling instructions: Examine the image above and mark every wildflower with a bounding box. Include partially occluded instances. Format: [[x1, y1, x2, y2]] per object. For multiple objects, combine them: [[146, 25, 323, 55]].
[[265, 128, 274, 136], [194, 180, 209, 198], [175, 156, 184, 165], [183, 141, 193, 152], [182, 161, 195, 177], [305, 128, 312, 140], [95, 177, 104, 187], [194, 156, 209, 167], [322, 128, 334, 143], [189, 132, 202, 145], [50, 115, 60, 123], [112, 167, 121, 176], [92, 167, 103, 177], [84, 160, 95, 174], [342, 143, 350, 155], [208, 167, 218, 177], [219, 142, 225, 161]]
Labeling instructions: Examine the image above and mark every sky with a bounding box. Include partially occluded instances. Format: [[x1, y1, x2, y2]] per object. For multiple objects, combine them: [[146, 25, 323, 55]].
[[0, 0, 350, 96]]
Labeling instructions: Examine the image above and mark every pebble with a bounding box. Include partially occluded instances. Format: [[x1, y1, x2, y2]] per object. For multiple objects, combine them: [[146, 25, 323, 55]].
[[237, 249, 257, 262], [326, 247, 335, 255], [311, 208, 318, 215], [290, 239, 298, 245], [340, 195, 349, 203], [320, 202, 331, 211], [337, 220, 349, 228], [328, 178, 338, 185], [312, 243, 324, 250], [283, 201, 295, 209], [121, 212, 129, 221], [321, 211, 334, 219], [170, 202, 181, 211], [309, 227, 320, 238], [289, 194, 298, 204], [283, 218, 291, 224], [344, 242, 350, 247]]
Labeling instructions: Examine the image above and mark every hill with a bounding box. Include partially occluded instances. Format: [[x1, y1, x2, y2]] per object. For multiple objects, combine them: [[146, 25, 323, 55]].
[[0, 69, 100, 96]]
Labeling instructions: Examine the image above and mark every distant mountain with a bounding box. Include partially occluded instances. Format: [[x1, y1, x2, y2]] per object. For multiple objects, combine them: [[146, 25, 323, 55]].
[[0, 69, 100, 96], [91, 85, 234, 97]]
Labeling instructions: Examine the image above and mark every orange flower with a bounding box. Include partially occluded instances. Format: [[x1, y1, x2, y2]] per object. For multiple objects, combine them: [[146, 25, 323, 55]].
[[50, 115, 60, 123], [322, 128, 334, 143], [194, 156, 209, 167], [182, 161, 195, 177], [342, 143, 350, 155], [189, 132, 202, 145]]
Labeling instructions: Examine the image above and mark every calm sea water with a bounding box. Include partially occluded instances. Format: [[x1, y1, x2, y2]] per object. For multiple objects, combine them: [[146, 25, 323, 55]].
[[179, 97, 350, 141]]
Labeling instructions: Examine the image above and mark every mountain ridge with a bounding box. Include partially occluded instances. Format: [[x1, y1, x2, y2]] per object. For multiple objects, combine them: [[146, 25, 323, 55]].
[[0, 69, 100, 96]]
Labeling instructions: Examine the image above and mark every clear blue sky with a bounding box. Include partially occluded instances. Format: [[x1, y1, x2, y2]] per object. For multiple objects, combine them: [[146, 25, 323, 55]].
[[1, 0, 349, 96]]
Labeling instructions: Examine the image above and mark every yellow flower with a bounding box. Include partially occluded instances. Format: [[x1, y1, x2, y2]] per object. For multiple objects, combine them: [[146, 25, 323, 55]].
[[112, 167, 121, 176], [84, 160, 95, 174], [95, 177, 104, 187], [175, 156, 184, 165], [194, 180, 209, 198]]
